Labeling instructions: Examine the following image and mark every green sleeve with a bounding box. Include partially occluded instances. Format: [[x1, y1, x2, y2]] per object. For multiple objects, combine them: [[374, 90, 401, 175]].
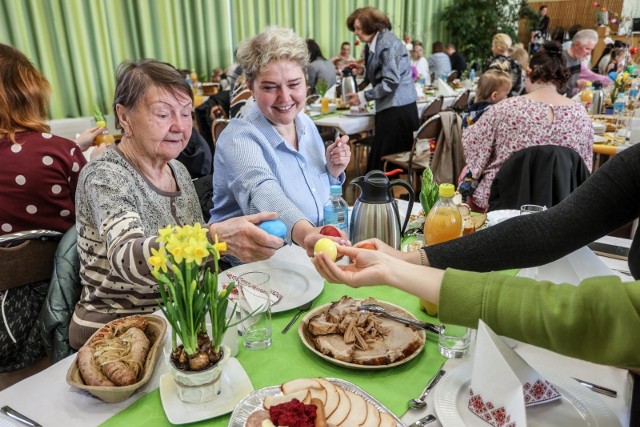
[[439, 269, 640, 368]]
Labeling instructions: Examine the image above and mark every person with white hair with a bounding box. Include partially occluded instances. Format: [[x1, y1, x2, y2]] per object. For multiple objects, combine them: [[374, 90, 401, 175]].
[[562, 29, 598, 96]]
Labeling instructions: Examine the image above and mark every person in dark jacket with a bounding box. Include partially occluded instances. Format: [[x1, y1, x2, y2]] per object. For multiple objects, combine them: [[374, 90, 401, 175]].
[[445, 43, 467, 76]]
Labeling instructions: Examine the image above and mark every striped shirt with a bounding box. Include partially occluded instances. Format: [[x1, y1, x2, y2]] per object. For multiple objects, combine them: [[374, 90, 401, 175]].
[[211, 104, 344, 242], [72, 145, 203, 335]]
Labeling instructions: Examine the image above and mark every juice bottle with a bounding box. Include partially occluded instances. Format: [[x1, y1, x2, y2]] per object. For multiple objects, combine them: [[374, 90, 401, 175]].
[[420, 183, 462, 315], [93, 106, 115, 146]]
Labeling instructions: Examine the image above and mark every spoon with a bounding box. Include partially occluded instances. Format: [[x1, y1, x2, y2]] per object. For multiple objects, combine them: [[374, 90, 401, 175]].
[[408, 370, 446, 409], [358, 304, 441, 334], [281, 300, 314, 334]]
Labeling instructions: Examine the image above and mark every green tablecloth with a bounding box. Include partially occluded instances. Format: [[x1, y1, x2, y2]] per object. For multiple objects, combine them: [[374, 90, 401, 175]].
[[102, 282, 446, 426]]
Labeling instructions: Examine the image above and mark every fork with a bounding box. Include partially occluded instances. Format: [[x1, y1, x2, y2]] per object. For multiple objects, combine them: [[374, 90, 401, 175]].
[[281, 300, 314, 334]]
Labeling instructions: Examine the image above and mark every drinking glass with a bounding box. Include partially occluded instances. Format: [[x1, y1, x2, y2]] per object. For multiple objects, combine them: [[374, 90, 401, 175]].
[[520, 204, 546, 215], [321, 97, 330, 114], [438, 324, 470, 358], [237, 272, 272, 350]]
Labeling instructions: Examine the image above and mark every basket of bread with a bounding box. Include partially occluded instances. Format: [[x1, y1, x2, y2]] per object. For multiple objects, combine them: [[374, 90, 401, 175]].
[[66, 314, 167, 402], [230, 377, 403, 427]]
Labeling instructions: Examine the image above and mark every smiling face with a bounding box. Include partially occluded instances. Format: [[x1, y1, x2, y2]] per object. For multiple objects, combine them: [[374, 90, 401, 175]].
[[353, 19, 374, 43], [250, 59, 307, 127], [117, 85, 192, 163], [411, 45, 424, 60]]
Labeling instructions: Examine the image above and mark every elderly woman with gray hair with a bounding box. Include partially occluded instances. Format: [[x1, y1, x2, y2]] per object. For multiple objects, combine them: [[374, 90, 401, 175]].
[[211, 27, 351, 258], [70, 60, 284, 349]]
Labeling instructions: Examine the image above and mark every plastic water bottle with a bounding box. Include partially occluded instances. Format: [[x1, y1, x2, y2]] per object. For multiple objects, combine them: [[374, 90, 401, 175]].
[[614, 93, 626, 116], [468, 68, 476, 82], [185, 73, 193, 89], [629, 80, 639, 100], [323, 185, 349, 232]]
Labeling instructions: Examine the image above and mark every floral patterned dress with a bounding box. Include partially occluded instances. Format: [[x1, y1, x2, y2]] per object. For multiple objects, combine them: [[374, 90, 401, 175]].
[[462, 96, 594, 210]]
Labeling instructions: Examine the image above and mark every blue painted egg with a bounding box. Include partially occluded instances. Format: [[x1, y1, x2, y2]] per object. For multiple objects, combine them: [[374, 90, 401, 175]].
[[259, 219, 287, 239]]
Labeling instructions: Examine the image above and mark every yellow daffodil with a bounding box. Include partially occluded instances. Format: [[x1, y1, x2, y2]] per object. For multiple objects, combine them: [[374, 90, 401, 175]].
[[149, 246, 169, 273], [166, 241, 185, 264], [158, 225, 175, 244], [184, 237, 209, 265], [211, 234, 227, 261]]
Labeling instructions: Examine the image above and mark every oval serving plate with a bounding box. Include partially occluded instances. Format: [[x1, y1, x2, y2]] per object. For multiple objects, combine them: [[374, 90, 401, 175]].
[[298, 300, 426, 370], [66, 314, 167, 403], [228, 377, 405, 427]]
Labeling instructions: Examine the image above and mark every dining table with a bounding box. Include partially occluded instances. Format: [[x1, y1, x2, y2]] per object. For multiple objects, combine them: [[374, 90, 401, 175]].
[[0, 236, 635, 426]]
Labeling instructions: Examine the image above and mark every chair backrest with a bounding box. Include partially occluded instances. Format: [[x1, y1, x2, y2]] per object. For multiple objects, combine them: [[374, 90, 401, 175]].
[[38, 227, 81, 363], [447, 70, 460, 83], [450, 89, 471, 112], [408, 114, 442, 166], [488, 145, 591, 212], [420, 96, 444, 124], [0, 230, 63, 291], [211, 118, 230, 148]]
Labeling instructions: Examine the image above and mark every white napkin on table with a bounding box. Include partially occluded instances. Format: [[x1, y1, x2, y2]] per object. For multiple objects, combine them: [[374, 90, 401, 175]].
[[517, 246, 614, 285], [435, 78, 456, 96], [468, 321, 561, 426]]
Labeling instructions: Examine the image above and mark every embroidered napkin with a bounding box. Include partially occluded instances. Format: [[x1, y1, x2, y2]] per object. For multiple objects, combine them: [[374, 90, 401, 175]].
[[222, 271, 282, 307], [435, 78, 456, 96], [469, 321, 561, 426]]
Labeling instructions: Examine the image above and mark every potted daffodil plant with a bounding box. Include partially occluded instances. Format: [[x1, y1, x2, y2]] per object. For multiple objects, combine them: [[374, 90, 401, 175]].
[[149, 223, 236, 403]]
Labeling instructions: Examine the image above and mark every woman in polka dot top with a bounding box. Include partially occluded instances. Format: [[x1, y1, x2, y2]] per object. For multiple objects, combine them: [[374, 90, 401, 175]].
[[0, 44, 88, 235]]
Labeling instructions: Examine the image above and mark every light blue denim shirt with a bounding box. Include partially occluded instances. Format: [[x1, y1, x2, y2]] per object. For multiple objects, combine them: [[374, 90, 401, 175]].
[[210, 104, 345, 243]]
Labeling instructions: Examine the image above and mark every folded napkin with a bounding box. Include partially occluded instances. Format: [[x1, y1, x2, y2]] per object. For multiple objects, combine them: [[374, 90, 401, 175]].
[[469, 321, 561, 426], [517, 246, 613, 285], [435, 78, 456, 96], [222, 272, 282, 309]]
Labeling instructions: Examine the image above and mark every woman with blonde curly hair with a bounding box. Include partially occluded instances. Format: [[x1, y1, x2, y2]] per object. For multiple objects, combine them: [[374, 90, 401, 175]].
[[483, 33, 524, 96], [211, 27, 351, 259]]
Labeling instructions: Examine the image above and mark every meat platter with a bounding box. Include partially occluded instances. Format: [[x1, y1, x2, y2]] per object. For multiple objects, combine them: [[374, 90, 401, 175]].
[[298, 297, 425, 369]]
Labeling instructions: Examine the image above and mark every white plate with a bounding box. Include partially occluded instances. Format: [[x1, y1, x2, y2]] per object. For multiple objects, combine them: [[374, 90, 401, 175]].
[[486, 209, 520, 226], [221, 260, 324, 313], [594, 135, 607, 143], [434, 362, 620, 427], [227, 377, 404, 427], [342, 111, 375, 117], [159, 357, 253, 424], [298, 300, 426, 370]]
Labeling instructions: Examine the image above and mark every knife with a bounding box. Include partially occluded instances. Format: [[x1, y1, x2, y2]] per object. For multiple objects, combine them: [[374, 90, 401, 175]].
[[410, 414, 437, 426], [0, 406, 42, 427], [572, 377, 618, 398]]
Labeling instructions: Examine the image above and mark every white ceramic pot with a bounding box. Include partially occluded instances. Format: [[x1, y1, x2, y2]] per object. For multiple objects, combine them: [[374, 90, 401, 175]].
[[168, 345, 230, 403]]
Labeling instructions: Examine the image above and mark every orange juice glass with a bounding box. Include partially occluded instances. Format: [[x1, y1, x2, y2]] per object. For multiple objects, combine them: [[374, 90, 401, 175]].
[[321, 98, 330, 114]]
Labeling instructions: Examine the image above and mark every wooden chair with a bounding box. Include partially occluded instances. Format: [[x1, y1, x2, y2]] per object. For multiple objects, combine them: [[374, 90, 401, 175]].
[[449, 89, 471, 112], [447, 70, 460, 84], [381, 114, 443, 192], [420, 96, 444, 124], [211, 118, 230, 149]]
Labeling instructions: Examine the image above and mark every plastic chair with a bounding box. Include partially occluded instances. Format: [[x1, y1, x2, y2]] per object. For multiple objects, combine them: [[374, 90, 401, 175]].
[[420, 96, 444, 124], [447, 70, 460, 84], [381, 114, 443, 192], [449, 89, 471, 113], [211, 118, 230, 149]]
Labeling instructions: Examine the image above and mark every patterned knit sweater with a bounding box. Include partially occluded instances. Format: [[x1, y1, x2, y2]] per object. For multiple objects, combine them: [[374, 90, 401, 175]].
[[71, 145, 203, 345]]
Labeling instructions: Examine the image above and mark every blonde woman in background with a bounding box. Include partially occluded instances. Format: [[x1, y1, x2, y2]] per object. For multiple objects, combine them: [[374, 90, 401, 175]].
[[483, 33, 523, 96], [510, 43, 529, 90]]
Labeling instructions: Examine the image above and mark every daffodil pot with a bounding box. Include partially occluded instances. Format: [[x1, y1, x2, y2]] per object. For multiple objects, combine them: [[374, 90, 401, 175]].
[[168, 345, 230, 403]]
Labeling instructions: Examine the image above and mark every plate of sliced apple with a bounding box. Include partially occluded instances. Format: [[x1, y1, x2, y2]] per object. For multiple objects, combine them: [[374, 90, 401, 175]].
[[228, 377, 404, 427]]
